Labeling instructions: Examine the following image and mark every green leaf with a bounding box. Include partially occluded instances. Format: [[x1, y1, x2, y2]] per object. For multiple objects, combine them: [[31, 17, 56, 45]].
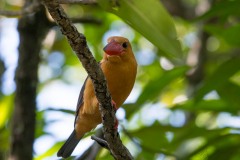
[[128, 122, 229, 154], [172, 125, 231, 149], [195, 57, 240, 101], [98, 0, 183, 64], [129, 123, 171, 150], [135, 151, 156, 160], [205, 24, 240, 46], [173, 99, 239, 113], [0, 96, 13, 128], [137, 66, 188, 105], [35, 110, 48, 138], [0, 128, 10, 151], [96, 149, 114, 160], [123, 103, 140, 120], [217, 81, 240, 111], [186, 134, 240, 159], [191, 146, 215, 160]]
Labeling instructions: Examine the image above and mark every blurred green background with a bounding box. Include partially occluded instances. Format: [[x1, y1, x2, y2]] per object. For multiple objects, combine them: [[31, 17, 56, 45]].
[[1, 0, 240, 159]]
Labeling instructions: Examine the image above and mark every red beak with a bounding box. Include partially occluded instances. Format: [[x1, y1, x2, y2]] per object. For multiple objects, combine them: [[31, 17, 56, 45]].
[[103, 41, 123, 56]]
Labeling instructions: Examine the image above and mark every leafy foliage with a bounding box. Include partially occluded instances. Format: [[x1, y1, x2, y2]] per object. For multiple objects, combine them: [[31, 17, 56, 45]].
[[1, 0, 240, 160]]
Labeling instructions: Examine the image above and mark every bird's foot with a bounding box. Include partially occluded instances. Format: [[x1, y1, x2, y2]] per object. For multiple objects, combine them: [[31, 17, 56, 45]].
[[111, 100, 117, 112], [111, 100, 118, 129], [114, 118, 119, 129]]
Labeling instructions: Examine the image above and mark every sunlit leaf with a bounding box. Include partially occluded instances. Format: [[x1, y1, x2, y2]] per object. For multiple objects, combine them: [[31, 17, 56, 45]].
[[0, 96, 13, 128], [191, 146, 215, 160], [96, 148, 114, 160], [35, 110, 48, 138], [98, 0, 183, 64]]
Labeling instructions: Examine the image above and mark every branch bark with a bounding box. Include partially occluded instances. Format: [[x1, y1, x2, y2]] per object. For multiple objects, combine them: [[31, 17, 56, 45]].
[[57, 0, 97, 4], [9, 3, 51, 160], [42, 0, 133, 159]]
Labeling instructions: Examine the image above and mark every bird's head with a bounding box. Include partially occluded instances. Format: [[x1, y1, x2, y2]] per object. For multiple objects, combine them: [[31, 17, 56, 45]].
[[103, 36, 131, 56]]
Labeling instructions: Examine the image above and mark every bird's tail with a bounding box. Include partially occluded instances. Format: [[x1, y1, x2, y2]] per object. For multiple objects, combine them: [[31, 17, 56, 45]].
[[57, 130, 82, 158]]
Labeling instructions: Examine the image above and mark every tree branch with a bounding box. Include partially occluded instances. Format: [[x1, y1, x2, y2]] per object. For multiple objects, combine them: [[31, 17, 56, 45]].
[[91, 135, 109, 149], [48, 16, 102, 27], [42, 0, 133, 159], [57, 0, 97, 4]]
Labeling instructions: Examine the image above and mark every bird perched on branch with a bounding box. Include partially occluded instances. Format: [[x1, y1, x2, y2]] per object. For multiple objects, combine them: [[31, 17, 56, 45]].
[[57, 36, 137, 158]]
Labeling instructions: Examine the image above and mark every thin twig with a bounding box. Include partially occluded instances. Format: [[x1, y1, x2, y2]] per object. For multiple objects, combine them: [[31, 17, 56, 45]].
[[0, 1, 41, 17], [57, 0, 97, 4], [0, 0, 97, 17], [42, 0, 133, 159], [48, 17, 102, 27], [0, 10, 22, 17], [91, 135, 109, 149]]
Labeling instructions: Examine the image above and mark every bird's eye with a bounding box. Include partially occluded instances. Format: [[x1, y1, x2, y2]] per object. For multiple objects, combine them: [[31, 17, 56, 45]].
[[122, 42, 128, 48]]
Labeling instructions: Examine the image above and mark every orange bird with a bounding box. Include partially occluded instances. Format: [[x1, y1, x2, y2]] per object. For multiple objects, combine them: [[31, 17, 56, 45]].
[[57, 36, 137, 158]]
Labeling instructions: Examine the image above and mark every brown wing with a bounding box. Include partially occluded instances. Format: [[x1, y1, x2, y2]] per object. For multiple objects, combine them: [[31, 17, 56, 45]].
[[74, 76, 88, 126], [74, 62, 101, 126]]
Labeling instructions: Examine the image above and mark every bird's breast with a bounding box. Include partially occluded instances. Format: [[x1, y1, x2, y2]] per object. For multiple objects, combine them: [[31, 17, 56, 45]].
[[102, 59, 137, 108]]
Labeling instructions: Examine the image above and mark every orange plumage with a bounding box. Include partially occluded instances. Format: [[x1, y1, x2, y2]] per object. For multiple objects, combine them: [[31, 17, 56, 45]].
[[57, 36, 137, 158]]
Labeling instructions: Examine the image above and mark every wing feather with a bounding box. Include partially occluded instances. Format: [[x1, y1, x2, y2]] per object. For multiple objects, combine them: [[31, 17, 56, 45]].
[[74, 76, 88, 125]]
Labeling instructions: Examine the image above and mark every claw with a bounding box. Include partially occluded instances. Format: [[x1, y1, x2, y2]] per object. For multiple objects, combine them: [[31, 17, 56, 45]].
[[114, 118, 119, 129], [111, 100, 117, 111], [111, 100, 118, 129]]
